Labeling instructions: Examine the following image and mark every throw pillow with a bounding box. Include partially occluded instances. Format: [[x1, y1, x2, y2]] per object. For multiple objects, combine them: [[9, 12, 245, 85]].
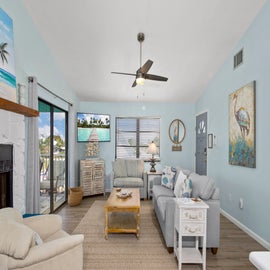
[[34, 232, 43, 245], [181, 178, 192, 198], [161, 166, 175, 189], [174, 170, 187, 198], [112, 159, 127, 178], [161, 166, 176, 189], [0, 221, 35, 259]]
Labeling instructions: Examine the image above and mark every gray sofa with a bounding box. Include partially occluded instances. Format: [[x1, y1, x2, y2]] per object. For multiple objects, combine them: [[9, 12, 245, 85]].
[[152, 167, 220, 254], [111, 158, 147, 199]]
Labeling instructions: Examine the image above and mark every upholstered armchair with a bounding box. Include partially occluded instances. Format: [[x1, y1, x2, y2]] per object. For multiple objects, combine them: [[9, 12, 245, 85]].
[[111, 158, 147, 199], [0, 207, 84, 270]]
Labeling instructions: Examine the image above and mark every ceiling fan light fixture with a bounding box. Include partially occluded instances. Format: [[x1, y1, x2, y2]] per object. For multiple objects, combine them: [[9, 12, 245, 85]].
[[136, 77, 145, 85]]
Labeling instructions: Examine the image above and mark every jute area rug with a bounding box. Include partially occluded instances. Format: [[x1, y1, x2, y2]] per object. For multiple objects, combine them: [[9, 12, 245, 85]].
[[73, 200, 200, 270]]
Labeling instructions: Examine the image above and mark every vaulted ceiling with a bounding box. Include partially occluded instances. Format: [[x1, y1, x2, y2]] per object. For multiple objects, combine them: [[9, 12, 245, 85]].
[[22, 0, 265, 102]]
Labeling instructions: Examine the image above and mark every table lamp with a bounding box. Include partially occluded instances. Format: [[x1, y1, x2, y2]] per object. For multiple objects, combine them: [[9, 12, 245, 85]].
[[147, 141, 158, 172]]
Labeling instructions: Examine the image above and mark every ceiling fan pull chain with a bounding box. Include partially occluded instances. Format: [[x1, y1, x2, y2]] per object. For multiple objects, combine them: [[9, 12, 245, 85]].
[[140, 39, 142, 68]]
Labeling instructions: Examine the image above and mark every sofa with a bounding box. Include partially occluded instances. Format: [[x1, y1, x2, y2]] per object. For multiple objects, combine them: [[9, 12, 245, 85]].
[[152, 167, 220, 254], [111, 158, 147, 199], [0, 207, 84, 270]]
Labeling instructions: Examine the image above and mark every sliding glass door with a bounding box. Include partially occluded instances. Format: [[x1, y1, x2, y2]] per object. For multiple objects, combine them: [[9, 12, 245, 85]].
[[38, 99, 68, 213]]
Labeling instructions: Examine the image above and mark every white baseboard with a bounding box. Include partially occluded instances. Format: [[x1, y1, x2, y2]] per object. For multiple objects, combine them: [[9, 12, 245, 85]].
[[221, 209, 270, 250]]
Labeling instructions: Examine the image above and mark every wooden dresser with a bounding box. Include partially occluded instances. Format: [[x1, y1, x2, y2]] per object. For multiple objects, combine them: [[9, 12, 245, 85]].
[[80, 158, 105, 196]]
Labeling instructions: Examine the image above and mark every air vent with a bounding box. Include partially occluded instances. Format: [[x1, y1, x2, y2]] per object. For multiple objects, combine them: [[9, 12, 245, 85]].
[[234, 49, 243, 69]]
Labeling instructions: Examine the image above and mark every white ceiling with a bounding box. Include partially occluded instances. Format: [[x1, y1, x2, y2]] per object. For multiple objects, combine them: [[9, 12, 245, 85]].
[[22, 0, 265, 102]]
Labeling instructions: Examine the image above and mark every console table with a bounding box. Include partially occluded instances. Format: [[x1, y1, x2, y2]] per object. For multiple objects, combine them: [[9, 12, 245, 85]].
[[174, 198, 209, 270], [80, 158, 105, 196]]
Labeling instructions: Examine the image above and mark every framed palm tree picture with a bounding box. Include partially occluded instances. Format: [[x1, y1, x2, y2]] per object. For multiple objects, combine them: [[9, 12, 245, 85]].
[[0, 8, 16, 102], [229, 81, 256, 168]]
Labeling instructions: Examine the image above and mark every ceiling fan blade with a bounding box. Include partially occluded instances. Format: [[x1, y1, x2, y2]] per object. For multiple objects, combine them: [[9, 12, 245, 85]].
[[132, 79, 137, 87], [139, 59, 153, 74], [145, 73, 168, 81], [111, 72, 136, 76]]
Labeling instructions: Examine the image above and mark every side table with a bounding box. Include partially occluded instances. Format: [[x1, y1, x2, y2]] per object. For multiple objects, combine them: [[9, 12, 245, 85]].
[[174, 198, 209, 270], [147, 171, 162, 199]]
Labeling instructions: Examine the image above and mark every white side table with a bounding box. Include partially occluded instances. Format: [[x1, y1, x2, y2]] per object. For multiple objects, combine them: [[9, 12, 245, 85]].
[[174, 198, 209, 270], [147, 171, 162, 199]]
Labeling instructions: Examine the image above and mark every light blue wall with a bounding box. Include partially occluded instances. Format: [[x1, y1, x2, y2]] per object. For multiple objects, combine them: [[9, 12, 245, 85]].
[[78, 102, 195, 190], [0, 1, 80, 185], [196, 1, 270, 247]]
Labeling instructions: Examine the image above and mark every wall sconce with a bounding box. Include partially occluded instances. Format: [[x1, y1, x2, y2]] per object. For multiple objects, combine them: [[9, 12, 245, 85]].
[[208, 133, 213, 148]]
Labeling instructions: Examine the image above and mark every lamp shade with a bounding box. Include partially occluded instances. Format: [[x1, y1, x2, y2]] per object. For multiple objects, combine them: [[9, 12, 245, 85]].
[[147, 141, 158, 155]]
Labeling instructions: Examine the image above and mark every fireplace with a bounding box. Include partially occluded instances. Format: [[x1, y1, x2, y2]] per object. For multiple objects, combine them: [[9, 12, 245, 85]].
[[0, 144, 13, 209]]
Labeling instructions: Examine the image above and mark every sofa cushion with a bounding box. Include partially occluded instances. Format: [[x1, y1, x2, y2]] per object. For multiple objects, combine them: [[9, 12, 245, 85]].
[[112, 159, 128, 178], [211, 187, 220, 200], [157, 196, 175, 221], [174, 170, 187, 198], [126, 159, 144, 178], [153, 185, 175, 200], [161, 166, 176, 189], [0, 221, 35, 259], [113, 177, 144, 187], [189, 173, 215, 200], [0, 207, 23, 223]]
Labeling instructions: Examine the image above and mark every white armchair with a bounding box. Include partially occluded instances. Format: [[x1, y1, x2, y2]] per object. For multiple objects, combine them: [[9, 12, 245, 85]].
[[0, 208, 84, 270]]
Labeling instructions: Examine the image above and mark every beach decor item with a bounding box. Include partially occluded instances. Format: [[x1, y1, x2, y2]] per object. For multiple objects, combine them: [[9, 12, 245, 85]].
[[229, 81, 256, 168], [85, 127, 99, 157], [0, 8, 16, 102], [85, 141, 99, 157], [169, 119, 186, 151], [77, 112, 110, 142]]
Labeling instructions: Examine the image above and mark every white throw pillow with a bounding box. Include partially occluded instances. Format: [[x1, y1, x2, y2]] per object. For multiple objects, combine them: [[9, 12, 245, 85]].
[[181, 178, 193, 198], [174, 170, 186, 198], [0, 221, 35, 259]]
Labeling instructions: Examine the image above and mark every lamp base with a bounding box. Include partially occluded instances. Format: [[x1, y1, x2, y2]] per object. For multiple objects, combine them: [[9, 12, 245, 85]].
[[149, 158, 156, 173]]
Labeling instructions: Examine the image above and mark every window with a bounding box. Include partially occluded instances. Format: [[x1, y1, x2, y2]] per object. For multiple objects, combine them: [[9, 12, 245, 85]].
[[115, 117, 160, 159]]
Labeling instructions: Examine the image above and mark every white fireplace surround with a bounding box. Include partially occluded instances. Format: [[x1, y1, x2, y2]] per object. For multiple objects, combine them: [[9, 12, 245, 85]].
[[0, 110, 26, 213]]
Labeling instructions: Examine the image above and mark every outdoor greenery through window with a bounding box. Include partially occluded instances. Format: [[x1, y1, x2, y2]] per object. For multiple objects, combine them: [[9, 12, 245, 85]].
[[115, 117, 160, 160]]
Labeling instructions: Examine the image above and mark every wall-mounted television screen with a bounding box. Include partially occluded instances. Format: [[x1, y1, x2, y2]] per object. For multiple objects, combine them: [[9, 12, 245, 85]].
[[77, 112, 110, 142]]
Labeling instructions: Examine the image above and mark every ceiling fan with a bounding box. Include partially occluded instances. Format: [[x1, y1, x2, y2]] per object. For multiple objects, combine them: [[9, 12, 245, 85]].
[[111, 33, 168, 87]]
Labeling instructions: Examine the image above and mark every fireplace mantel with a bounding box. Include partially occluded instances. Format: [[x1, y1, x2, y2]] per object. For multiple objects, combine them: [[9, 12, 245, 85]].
[[0, 97, 39, 117]]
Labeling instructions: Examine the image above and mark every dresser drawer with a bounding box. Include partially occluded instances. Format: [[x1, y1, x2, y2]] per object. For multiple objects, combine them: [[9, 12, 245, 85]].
[[181, 209, 205, 221], [181, 222, 205, 236]]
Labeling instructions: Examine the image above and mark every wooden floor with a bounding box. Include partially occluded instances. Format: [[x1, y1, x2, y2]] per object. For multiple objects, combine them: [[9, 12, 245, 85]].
[[56, 195, 266, 269]]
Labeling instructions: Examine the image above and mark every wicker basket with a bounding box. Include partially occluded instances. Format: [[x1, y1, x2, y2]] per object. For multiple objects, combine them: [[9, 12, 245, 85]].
[[68, 187, 83, 206]]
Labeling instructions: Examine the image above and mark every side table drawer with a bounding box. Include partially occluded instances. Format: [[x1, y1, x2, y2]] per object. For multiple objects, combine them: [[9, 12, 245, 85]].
[[181, 209, 205, 221], [181, 222, 205, 236]]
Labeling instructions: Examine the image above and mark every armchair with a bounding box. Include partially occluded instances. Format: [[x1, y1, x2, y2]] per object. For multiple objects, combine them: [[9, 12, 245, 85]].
[[111, 159, 147, 199], [0, 207, 84, 270]]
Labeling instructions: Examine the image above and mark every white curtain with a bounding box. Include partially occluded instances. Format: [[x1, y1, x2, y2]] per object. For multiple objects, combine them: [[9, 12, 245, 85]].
[[25, 76, 40, 213]]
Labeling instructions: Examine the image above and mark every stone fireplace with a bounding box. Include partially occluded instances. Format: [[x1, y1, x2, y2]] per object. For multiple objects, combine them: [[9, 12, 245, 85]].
[[0, 109, 26, 213]]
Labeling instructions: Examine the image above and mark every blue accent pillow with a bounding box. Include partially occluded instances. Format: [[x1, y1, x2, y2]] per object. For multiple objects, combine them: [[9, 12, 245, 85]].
[[181, 178, 192, 198], [161, 166, 176, 189]]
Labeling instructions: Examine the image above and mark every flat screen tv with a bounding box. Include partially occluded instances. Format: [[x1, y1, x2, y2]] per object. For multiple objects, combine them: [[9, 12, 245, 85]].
[[77, 112, 110, 142]]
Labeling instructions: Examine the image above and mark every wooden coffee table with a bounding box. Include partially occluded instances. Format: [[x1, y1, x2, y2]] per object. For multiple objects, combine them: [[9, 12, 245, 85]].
[[104, 188, 140, 239]]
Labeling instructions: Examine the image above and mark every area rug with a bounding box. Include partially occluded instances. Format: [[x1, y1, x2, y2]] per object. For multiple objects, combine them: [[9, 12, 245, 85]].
[[72, 200, 200, 270]]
